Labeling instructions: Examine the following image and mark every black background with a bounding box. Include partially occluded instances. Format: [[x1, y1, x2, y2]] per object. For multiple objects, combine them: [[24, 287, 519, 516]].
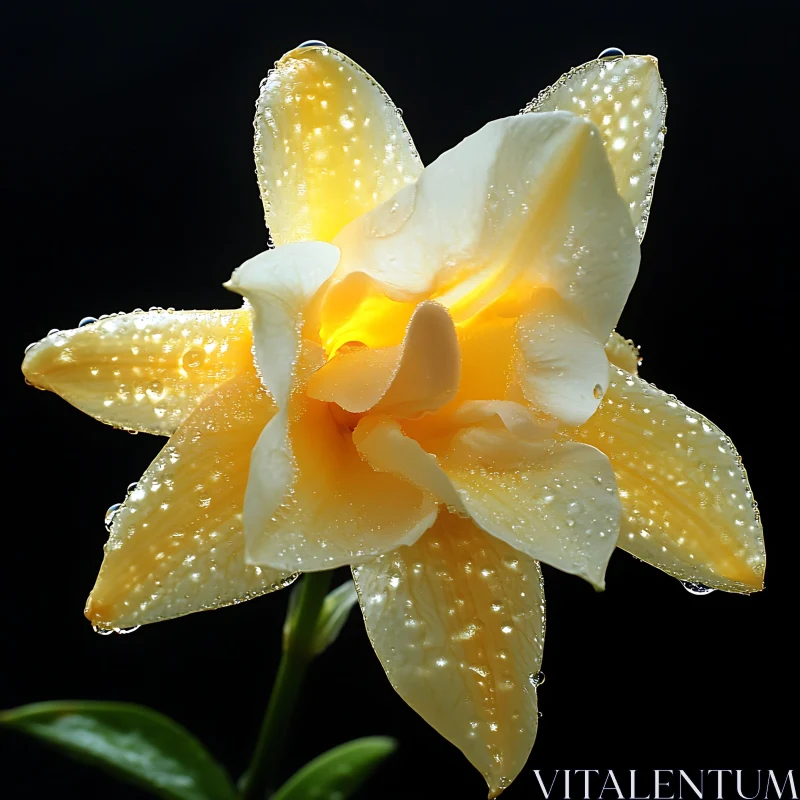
[[3, 2, 795, 798]]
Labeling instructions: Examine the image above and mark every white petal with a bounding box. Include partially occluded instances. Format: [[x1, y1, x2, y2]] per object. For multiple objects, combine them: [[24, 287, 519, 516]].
[[517, 291, 609, 426], [356, 413, 620, 589], [353, 415, 464, 511], [328, 112, 638, 340], [451, 400, 551, 440], [225, 241, 340, 408], [444, 433, 621, 589], [244, 345, 438, 571]]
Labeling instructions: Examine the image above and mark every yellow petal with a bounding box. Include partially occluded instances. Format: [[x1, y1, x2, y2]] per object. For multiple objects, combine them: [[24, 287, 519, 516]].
[[605, 331, 641, 374], [244, 345, 437, 571], [576, 367, 765, 591], [526, 54, 667, 241], [306, 301, 460, 416], [85, 370, 295, 629], [329, 112, 638, 341], [254, 43, 422, 245], [354, 513, 544, 797], [22, 309, 253, 436]]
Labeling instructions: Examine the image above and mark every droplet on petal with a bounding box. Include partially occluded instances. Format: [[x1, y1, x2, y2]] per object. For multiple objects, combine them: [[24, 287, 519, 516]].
[[681, 581, 716, 596], [598, 47, 626, 61]]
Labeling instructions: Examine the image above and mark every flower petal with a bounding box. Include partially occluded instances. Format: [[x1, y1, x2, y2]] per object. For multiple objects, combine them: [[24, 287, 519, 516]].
[[357, 416, 619, 589], [306, 301, 460, 416], [605, 331, 641, 374], [517, 290, 609, 426], [244, 346, 438, 571], [526, 54, 667, 241], [85, 370, 296, 629], [22, 309, 253, 435], [255, 43, 422, 245], [225, 241, 340, 409], [576, 367, 765, 592], [353, 415, 464, 511], [442, 433, 620, 589], [353, 513, 545, 798], [329, 112, 639, 340]]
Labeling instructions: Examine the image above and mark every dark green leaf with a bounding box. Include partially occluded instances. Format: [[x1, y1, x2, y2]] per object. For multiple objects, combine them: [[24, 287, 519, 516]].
[[271, 736, 397, 800], [0, 701, 236, 800]]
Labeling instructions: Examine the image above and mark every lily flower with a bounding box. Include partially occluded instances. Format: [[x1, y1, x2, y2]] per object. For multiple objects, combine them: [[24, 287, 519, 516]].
[[22, 43, 764, 796]]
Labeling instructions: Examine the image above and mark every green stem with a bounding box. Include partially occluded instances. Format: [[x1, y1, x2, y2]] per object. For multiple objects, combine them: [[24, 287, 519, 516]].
[[240, 571, 332, 800]]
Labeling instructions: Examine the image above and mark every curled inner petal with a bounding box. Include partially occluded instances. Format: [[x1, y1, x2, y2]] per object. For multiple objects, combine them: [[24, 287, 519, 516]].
[[307, 300, 460, 416], [243, 345, 438, 571]]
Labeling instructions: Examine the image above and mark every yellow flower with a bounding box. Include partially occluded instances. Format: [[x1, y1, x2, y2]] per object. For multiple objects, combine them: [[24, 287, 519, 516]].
[[21, 43, 764, 797]]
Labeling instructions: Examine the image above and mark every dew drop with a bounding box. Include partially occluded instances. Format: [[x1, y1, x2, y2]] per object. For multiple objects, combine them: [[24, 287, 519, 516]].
[[182, 348, 205, 370], [598, 47, 626, 61], [529, 671, 546, 688], [117, 625, 141, 634], [681, 581, 716, 596], [79, 316, 98, 327], [146, 380, 164, 400], [92, 625, 115, 636], [105, 503, 122, 529], [566, 501, 583, 517], [127, 482, 138, 494], [593, 383, 603, 400], [24, 342, 36, 354], [298, 39, 327, 48], [47, 328, 60, 336]]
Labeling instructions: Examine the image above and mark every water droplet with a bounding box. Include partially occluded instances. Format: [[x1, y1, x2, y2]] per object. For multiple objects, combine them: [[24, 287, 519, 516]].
[[92, 626, 115, 636], [127, 482, 138, 494], [566, 501, 582, 517], [146, 380, 164, 400], [529, 671, 546, 688], [681, 581, 716, 596], [598, 47, 625, 61], [47, 328, 60, 336], [105, 503, 122, 529], [182, 348, 205, 370], [24, 342, 37, 354], [593, 384, 603, 400], [298, 39, 327, 48], [79, 316, 97, 327], [117, 625, 141, 634]]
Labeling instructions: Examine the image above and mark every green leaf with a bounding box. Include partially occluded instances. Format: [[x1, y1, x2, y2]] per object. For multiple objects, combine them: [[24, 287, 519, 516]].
[[271, 736, 397, 800], [0, 701, 236, 800], [284, 579, 359, 656]]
